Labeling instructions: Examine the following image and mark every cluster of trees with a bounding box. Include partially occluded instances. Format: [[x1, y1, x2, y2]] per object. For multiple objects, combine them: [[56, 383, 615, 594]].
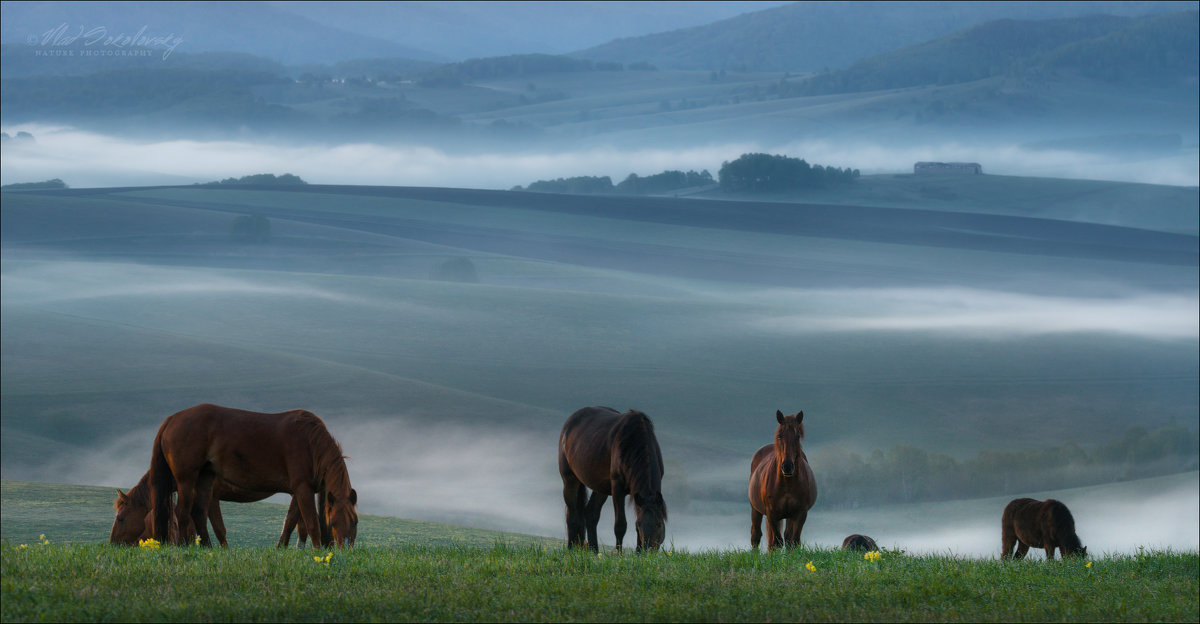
[[518, 175, 615, 194], [616, 169, 714, 194], [1, 131, 36, 143], [718, 153, 859, 192], [516, 169, 715, 195], [516, 154, 858, 196], [697, 425, 1198, 509], [211, 173, 307, 186], [1, 178, 67, 190]]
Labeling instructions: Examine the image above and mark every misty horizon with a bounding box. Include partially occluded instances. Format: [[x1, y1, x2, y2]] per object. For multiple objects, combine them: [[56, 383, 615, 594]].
[[3, 123, 1198, 190]]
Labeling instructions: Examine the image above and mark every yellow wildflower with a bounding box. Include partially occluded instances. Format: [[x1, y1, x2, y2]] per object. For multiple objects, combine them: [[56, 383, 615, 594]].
[[18, 544, 27, 549], [806, 561, 816, 572], [1086, 561, 1093, 569], [325, 552, 332, 563], [139, 538, 161, 549], [864, 550, 883, 562], [194, 535, 201, 546], [313, 555, 323, 562]]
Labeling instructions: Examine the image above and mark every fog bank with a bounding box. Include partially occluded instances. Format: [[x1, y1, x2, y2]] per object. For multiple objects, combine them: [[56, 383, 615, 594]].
[[3, 125, 1197, 189]]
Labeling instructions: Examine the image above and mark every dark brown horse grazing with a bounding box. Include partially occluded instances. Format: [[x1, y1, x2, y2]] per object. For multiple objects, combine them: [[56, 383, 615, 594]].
[[749, 410, 817, 550], [149, 404, 358, 548], [841, 534, 879, 551], [1001, 498, 1087, 560], [558, 406, 667, 552], [110, 470, 310, 546]]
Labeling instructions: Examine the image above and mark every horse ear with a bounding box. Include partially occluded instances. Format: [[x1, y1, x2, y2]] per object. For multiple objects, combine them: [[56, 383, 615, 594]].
[[349, 488, 358, 506], [796, 411, 804, 423], [116, 489, 128, 502], [776, 410, 784, 423]]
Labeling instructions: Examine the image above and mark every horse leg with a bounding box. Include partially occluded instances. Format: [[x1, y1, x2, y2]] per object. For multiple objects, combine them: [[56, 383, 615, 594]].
[[750, 508, 764, 549], [1045, 546, 1057, 560], [173, 476, 198, 546], [189, 470, 216, 547], [765, 515, 783, 551], [208, 498, 229, 547], [785, 511, 808, 549], [584, 490, 608, 553], [277, 497, 300, 548], [1014, 541, 1030, 560], [561, 475, 587, 548], [611, 484, 627, 552], [293, 484, 323, 548], [318, 490, 331, 546]]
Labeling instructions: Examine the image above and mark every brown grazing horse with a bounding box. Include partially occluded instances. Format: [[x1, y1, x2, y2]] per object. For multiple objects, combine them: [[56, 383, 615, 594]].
[[1001, 498, 1087, 560], [149, 403, 358, 548], [749, 410, 817, 550], [841, 534, 879, 551], [110, 470, 310, 546], [558, 406, 667, 552]]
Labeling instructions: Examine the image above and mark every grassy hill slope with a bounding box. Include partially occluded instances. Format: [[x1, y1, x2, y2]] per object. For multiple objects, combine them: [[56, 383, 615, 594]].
[[2, 182, 1196, 544], [570, 1, 1193, 72]]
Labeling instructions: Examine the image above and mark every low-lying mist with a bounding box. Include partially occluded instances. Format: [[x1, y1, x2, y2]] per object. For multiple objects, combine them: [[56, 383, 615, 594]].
[[22, 414, 1199, 557], [749, 287, 1200, 340], [3, 124, 1197, 189]]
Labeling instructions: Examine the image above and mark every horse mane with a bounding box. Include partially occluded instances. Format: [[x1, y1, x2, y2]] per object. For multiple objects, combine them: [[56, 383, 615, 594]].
[[117, 471, 154, 511], [293, 411, 352, 496], [612, 410, 666, 519]]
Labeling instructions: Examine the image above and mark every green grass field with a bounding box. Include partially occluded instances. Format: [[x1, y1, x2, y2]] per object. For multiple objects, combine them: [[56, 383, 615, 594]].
[[4, 479, 1197, 622], [2, 534, 1196, 622]]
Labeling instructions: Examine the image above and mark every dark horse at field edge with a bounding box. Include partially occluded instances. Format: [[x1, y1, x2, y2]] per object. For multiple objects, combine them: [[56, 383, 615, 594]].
[[110, 470, 330, 547], [749, 410, 817, 550], [1001, 497, 1087, 560], [841, 534, 879, 552], [558, 406, 667, 552], [149, 403, 358, 548]]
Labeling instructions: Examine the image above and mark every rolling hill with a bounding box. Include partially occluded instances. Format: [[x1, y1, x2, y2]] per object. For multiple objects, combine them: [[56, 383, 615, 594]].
[[2, 182, 1195, 525], [571, 1, 1198, 72], [796, 10, 1199, 95]]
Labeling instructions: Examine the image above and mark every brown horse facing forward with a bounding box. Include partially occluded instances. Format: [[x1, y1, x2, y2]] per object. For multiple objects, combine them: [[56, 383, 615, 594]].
[[749, 410, 817, 550], [110, 470, 314, 547], [149, 404, 358, 548], [1001, 498, 1088, 560], [558, 406, 667, 552]]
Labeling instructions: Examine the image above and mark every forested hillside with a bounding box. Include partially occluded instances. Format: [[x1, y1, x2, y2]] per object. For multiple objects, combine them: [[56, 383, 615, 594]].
[[794, 10, 1199, 96]]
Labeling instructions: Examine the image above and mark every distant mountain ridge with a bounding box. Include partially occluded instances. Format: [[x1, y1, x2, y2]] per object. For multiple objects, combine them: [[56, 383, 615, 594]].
[[572, 0, 1200, 71], [795, 10, 1199, 95]]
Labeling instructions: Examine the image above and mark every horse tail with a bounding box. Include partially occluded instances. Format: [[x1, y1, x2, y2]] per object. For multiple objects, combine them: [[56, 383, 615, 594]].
[[148, 419, 176, 542]]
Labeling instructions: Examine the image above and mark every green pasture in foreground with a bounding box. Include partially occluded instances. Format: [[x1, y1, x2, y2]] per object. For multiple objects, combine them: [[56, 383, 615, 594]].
[[2, 481, 1198, 622], [2, 542, 1196, 622], [0, 481, 559, 549]]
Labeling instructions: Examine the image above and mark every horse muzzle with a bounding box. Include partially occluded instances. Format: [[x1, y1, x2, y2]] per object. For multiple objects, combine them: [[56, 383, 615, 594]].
[[781, 460, 797, 477]]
